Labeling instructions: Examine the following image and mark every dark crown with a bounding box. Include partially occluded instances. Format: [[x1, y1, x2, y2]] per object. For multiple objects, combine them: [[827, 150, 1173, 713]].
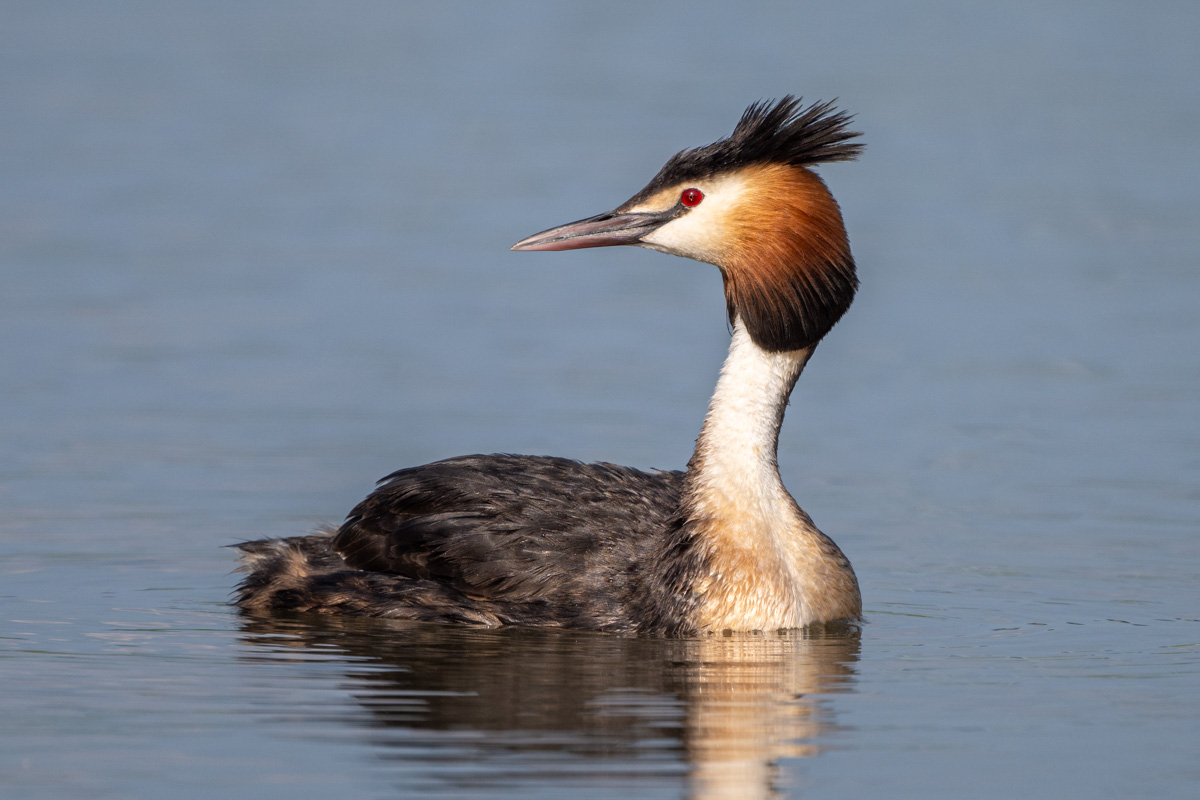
[[633, 97, 863, 200]]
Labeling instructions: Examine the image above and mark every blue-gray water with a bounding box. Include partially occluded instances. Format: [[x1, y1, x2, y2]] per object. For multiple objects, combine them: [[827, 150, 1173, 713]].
[[2, 2, 1198, 798]]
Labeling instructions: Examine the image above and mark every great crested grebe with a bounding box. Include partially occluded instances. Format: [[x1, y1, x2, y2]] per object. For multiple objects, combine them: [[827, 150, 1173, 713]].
[[235, 97, 864, 635]]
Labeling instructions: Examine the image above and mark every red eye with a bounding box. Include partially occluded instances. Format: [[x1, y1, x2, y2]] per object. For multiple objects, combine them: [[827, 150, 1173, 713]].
[[680, 188, 704, 207]]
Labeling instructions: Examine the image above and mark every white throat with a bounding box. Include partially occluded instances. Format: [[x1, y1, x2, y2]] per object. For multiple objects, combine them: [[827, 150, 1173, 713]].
[[690, 317, 810, 502], [683, 317, 858, 630]]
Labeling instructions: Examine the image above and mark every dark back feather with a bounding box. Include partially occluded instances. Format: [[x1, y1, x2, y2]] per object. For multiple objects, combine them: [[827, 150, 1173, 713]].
[[331, 455, 687, 625]]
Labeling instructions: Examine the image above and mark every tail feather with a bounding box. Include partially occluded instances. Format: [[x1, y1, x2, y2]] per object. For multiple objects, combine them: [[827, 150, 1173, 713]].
[[232, 528, 505, 626]]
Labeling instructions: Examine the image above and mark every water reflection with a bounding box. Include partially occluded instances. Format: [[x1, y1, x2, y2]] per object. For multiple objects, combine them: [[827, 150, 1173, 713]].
[[239, 617, 859, 798]]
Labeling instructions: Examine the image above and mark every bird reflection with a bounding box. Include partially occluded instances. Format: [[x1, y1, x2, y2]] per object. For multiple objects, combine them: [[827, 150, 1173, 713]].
[[239, 617, 859, 798]]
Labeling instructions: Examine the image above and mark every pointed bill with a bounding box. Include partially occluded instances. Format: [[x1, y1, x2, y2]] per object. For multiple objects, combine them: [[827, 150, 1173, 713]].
[[511, 209, 673, 252]]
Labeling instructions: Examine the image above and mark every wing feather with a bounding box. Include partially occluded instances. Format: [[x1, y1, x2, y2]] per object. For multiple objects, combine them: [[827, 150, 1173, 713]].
[[331, 454, 683, 604]]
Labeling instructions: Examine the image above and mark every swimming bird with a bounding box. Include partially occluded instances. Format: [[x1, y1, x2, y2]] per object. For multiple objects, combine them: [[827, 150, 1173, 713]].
[[235, 96, 864, 635]]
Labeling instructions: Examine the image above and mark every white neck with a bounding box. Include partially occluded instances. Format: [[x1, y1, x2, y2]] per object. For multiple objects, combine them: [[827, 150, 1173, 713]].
[[684, 318, 859, 630], [690, 318, 810, 497]]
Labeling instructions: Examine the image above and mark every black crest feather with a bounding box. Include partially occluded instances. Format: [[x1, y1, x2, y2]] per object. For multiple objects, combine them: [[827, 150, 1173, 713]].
[[633, 97, 862, 199]]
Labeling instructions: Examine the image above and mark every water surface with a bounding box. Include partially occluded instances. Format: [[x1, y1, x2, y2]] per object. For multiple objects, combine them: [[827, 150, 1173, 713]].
[[2, 2, 1198, 798]]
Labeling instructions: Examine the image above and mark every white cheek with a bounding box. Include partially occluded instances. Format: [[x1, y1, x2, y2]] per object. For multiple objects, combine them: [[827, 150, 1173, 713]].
[[637, 174, 749, 263], [640, 208, 721, 262]]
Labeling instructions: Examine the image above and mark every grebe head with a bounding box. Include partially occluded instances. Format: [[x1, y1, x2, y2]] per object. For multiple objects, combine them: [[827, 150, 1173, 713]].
[[511, 97, 864, 352]]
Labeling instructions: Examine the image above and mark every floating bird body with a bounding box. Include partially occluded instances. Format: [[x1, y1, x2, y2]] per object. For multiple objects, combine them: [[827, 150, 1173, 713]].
[[236, 97, 864, 635]]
